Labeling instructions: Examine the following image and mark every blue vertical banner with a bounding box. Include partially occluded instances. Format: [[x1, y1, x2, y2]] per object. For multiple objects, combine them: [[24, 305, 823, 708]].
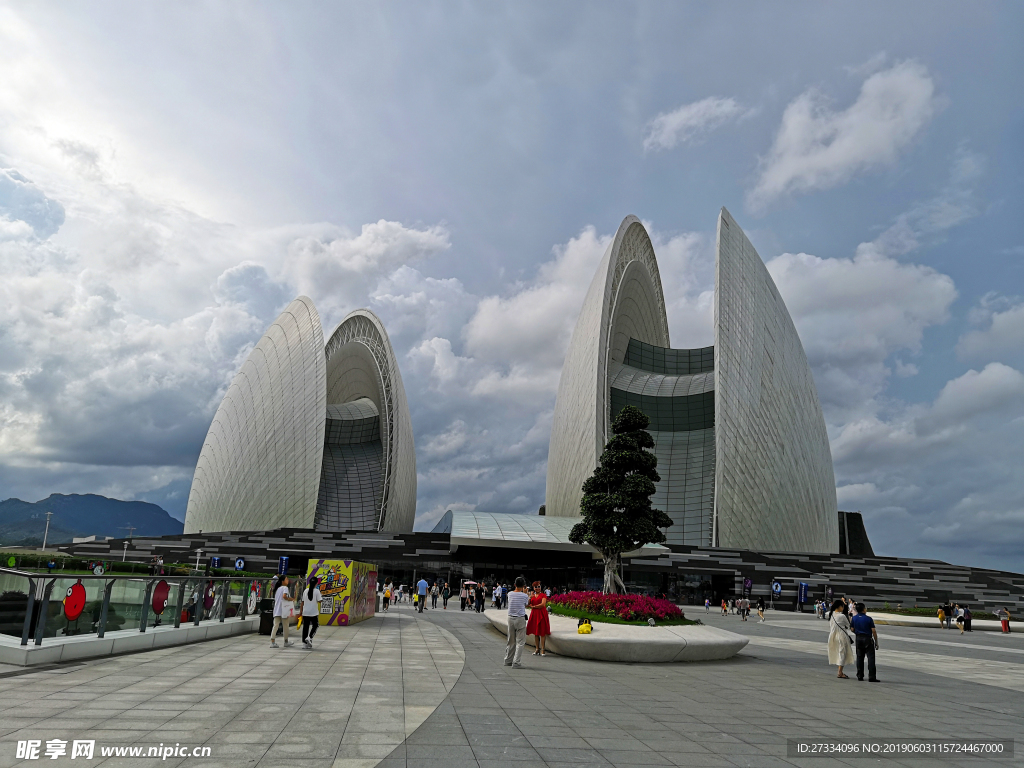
[[743, 578, 753, 597], [210, 556, 221, 569], [798, 582, 809, 603], [278, 556, 289, 575]]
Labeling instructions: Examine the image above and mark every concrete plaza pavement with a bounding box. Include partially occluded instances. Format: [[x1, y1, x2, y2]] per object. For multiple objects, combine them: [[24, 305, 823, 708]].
[[0, 600, 1021, 767]]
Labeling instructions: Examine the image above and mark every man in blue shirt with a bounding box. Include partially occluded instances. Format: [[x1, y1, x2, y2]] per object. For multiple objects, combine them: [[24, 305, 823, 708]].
[[416, 577, 429, 613], [851, 602, 879, 682]]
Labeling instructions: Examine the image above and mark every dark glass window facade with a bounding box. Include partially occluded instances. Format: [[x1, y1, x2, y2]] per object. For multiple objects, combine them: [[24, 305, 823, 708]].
[[623, 338, 714, 375], [609, 389, 714, 432], [315, 400, 384, 532], [610, 339, 717, 548]]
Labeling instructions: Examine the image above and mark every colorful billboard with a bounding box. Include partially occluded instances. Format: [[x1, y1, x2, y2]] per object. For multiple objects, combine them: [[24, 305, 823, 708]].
[[305, 559, 377, 626]]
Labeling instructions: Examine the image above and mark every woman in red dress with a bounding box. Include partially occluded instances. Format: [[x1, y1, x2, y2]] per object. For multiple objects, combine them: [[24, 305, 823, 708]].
[[526, 581, 551, 656]]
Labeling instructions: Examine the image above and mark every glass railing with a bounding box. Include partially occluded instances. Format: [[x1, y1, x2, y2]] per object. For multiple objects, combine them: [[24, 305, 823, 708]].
[[0, 567, 275, 647]]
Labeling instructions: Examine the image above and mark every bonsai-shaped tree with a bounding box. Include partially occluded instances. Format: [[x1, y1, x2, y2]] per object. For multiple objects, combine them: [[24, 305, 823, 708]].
[[569, 405, 673, 593]]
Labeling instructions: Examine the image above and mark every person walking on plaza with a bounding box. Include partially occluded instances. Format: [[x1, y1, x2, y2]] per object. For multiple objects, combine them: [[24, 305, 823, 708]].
[[944, 601, 954, 629], [705, 598, 710, 613], [955, 604, 966, 634], [740, 597, 748, 621], [442, 582, 451, 609], [937, 604, 945, 629], [416, 576, 428, 613], [827, 599, 854, 679], [382, 580, 392, 612], [270, 576, 295, 648], [527, 581, 551, 656], [757, 596, 766, 622], [851, 602, 879, 682], [964, 604, 973, 632], [300, 577, 322, 649], [721, 599, 727, 615], [504, 576, 529, 669], [431, 582, 439, 609], [475, 583, 484, 613], [460, 582, 469, 611], [492, 584, 502, 610]]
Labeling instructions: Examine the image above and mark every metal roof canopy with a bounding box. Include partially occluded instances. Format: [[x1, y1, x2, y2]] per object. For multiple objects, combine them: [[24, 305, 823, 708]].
[[432, 510, 669, 557]]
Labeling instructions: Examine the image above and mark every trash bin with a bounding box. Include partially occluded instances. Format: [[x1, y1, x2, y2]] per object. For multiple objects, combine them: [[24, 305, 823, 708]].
[[258, 598, 275, 635]]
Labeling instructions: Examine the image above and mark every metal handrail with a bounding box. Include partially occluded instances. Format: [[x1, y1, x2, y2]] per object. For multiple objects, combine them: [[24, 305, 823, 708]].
[[0, 567, 273, 647]]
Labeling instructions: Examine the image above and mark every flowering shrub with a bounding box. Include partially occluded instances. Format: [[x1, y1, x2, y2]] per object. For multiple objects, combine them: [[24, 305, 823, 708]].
[[548, 591, 684, 622]]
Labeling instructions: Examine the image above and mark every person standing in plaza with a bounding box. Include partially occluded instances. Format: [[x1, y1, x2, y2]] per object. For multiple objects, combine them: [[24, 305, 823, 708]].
[[964, 604, 973, 632], [504, 576, 529, 669], [705, 597, 710, 613], [527, 581, 551, 656], [475, 583, 484, 613], [998, 607, 1012, 633], [270, 576, 294, 648], [382, 580, 392, 612], [416, 576, 428, 613], [460, 582, 468, 611], [827, 599, 854, 679], [431, 582, 439, 609], [721, 598, 727, 615], [300, 577, 322, 649], [937, 604, 946, 629], [851, 602, 879, 682], [442, 582, 451, 609], [756, 596, 766, 622]]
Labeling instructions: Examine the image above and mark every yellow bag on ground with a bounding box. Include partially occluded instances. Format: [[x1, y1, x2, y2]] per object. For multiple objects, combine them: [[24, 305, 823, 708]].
[[578, 619, 592, 634]]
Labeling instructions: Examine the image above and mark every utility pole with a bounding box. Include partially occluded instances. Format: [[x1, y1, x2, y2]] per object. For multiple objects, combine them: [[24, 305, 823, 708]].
[[41, 510, 54, 551], [122, 524, 137, 541]]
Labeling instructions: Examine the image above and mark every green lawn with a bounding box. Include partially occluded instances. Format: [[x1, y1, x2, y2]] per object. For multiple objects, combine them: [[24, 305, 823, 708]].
[[547, 603, 696, 626]]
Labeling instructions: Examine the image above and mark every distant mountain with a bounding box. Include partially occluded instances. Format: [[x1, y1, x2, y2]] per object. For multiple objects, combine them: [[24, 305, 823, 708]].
[[0, 493, 183, 547]]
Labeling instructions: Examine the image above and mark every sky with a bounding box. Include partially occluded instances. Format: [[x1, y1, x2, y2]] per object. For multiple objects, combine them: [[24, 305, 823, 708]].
[[0, 3, 1022, 572]]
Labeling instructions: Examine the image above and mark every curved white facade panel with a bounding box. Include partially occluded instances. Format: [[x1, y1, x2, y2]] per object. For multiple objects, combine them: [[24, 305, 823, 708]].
[[185, 297, 326, 533], [184, 301, 416, 534], [323, 310, 416, 533], [714, 208, 838, 553], [547, 211, 838, 554], [546, 216, 669, 519]]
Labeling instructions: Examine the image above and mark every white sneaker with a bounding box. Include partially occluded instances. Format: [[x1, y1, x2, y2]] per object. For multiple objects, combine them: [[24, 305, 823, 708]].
[[269, 642, 278, 648], [283, 641, 294, 647], [304, 640, 312, 649]]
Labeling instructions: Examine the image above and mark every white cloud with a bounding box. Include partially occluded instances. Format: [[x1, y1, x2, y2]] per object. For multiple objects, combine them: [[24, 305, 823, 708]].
[[829, 363, 1024, 565], [768, 248, 956, 418], [643, 96, 752, 152], [748, 60, 939, 210], [957, 295, 1024, 366]]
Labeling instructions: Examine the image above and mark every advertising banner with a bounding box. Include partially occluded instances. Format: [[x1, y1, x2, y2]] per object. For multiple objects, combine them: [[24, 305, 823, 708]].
[[305, 559, 378, 626]]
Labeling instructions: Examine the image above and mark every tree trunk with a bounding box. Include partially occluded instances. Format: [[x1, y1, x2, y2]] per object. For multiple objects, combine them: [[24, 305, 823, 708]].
[[602, 552, 626, 594]]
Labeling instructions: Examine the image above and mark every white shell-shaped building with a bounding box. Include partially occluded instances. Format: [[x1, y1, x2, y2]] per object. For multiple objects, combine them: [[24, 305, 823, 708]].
[[184, 300, 416, 534], [546, 210, 838, 554]]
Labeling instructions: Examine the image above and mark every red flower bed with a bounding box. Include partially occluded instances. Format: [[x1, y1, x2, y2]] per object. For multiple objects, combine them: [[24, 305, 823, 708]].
[[548, 591, 684, 622]]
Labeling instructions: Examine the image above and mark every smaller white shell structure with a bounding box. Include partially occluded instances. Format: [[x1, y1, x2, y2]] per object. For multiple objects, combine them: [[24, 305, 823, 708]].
[[184, 300, 415, 534]]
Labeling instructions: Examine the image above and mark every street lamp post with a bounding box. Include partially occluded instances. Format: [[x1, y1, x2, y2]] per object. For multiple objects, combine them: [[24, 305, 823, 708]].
[[41, 510, 54, 551], [122, 541, 128, 562]]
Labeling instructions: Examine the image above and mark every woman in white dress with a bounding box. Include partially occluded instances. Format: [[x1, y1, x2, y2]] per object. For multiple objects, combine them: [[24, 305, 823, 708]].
[[827, 599, 855, 679]]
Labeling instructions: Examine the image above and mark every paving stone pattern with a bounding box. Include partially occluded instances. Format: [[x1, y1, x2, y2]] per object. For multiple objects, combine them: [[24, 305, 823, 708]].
[[0, 610, 462, 768], [392, 604, 1023, 768], [1, 602, 1022, 768]]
